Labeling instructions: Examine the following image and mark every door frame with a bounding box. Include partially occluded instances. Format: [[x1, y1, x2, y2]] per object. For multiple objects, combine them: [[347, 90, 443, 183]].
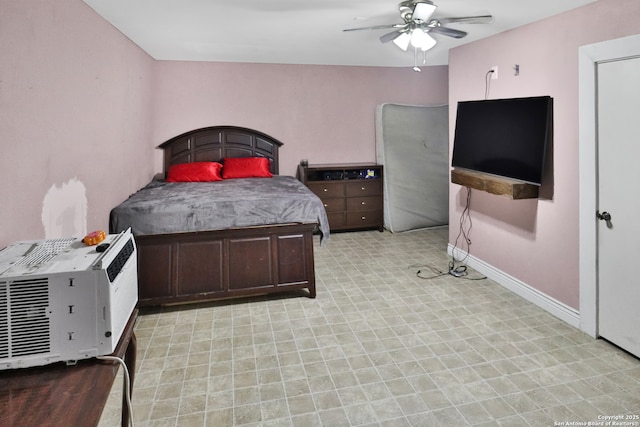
[[578, 33, 640, 338]]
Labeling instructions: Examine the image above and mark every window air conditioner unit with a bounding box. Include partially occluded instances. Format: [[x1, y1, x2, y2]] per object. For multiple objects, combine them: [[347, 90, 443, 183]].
[[0, 228, 138, 370]]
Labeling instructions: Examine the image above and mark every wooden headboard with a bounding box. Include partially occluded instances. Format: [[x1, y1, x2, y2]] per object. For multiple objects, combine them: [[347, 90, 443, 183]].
[[158, 126, 283, 175]]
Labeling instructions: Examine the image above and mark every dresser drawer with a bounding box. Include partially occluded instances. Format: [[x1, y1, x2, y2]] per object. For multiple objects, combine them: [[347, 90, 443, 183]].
[[346, 210, 382, 229], [345, 181, 382, 197], [307, 181, 345, 198], [321, 198, 346, 213], [346, 196, 381, 212], [327, 212, 346, 229]]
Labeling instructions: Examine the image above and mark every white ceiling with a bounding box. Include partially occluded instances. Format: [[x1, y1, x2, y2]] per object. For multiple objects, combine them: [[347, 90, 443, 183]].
[[83, 0, 596, 67]]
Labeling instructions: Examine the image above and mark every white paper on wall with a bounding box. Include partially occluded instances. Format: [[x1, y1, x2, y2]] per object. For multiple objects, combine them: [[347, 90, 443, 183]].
[[41, 177, 88, 239]]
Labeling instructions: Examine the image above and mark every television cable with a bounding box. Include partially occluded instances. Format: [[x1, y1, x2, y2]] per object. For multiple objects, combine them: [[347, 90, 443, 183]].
[[443, 187, 485, 280], [485, 69, 494, 99]]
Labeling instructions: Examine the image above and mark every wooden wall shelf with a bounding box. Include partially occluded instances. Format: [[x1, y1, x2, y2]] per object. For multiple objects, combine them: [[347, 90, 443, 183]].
[[451, 168, 539, 199]]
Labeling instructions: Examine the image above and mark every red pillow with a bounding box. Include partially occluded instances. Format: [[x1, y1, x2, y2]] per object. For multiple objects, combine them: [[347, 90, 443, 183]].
[[166, 162, 223, 182], [222, 157, 273, 179]]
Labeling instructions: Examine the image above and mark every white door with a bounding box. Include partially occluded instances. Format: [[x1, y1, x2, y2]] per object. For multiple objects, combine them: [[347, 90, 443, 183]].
[[597, 56, 640, 358]]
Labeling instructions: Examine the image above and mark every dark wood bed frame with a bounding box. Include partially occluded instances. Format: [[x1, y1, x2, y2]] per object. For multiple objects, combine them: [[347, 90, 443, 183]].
[[134, 126, 317, 306]]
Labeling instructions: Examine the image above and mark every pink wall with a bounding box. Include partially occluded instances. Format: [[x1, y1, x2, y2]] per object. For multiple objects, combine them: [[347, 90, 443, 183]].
[[0, 0, 156, 249], [152, 62, 448, 176], [448, 0, 640, 309], [0, 0, 448, 250]]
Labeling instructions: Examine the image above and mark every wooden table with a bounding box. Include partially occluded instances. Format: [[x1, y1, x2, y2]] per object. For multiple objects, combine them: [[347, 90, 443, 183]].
[[0, 309, 138, 427]]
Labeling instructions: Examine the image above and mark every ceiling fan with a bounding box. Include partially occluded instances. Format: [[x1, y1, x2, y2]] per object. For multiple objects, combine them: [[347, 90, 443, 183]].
[[343, 0, 493, 53]]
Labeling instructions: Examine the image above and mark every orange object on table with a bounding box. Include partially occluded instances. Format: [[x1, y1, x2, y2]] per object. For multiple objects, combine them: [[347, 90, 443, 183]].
[[83, 230, 106, 246]]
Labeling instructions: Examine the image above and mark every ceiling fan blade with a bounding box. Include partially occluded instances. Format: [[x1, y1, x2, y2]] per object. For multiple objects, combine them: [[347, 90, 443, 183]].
[[379, 28, 408, 43], [412, 2, 437, 22], [430, 25, 468, 38], [439, 15, 494, 25], [343, 24, 404, 32]]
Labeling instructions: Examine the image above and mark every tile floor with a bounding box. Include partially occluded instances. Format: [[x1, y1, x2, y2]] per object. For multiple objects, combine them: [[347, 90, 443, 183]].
[[99, 227, 640, 426]]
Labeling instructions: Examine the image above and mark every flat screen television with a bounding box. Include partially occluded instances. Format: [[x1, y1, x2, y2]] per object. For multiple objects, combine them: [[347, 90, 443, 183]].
[[451, 95, 553, 185]]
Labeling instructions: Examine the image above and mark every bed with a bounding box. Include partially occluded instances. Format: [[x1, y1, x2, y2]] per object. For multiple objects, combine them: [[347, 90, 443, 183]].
[[109, 126, 329, 307]]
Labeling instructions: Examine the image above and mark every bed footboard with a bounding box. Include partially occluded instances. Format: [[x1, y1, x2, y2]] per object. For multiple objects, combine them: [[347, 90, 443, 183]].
[[134, 223, 316, 306]]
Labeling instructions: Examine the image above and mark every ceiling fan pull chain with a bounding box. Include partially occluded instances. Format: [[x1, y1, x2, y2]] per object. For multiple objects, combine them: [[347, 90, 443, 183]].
[[413, 47, 421, 72]]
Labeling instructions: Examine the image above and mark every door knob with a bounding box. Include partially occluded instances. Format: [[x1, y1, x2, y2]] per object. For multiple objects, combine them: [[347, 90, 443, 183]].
[[597, 211, 613, 228]]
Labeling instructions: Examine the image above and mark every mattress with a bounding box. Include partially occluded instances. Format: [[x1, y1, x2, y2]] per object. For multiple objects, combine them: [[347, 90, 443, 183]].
[[375, 103, 449, 232], [109, 175, 330, 242]]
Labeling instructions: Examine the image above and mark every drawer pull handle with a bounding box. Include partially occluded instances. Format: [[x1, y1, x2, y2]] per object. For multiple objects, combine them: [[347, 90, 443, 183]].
[[361, 201, 366, 205], [323, 203, 328, 207], [361, 187, 366, 191], [323, 188, 328, 192], [361, 216, 366, 220]]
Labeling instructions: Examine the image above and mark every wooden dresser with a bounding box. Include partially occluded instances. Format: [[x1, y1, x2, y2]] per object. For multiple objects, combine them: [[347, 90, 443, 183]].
[[298, 163, 384, 232]]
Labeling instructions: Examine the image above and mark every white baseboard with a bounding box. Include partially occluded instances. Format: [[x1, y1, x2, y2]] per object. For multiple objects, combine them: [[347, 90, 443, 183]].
[[447, 244, 580, 329]]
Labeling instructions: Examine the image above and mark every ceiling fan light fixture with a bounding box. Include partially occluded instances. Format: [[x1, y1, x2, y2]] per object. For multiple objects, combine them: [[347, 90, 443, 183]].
[[342, 0, 493, 61], [392, 32, 411, 51], [420, 34, 437, 51], [410, 29, 436, 51]]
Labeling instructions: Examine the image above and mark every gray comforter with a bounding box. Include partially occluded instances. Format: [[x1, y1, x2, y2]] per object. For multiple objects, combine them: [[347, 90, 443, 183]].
[[109, 175, 329, 242]]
